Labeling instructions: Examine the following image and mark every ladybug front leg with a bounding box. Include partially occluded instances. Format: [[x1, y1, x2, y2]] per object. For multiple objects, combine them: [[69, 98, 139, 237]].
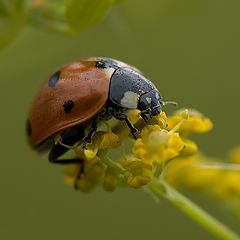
[[48, 133, 83, 164], [48, 134, 85, 190], [115, 113, 138, 139], [82, 118, 98, 149]]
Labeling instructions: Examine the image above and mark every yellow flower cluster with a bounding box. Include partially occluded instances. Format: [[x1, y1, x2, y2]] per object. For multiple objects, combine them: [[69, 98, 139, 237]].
[[62, 108, 240, 239], [64, 108, 216, 192], [64, 130, 121, 192], [163, 146, 240, 202]]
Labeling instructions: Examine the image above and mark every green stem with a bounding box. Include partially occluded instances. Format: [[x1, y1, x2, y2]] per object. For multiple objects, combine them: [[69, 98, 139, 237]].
[[148, 179, 240, 240], [154, 163, 165, 178], [98, 150, 125, 174], [196, 163, 240, 171]]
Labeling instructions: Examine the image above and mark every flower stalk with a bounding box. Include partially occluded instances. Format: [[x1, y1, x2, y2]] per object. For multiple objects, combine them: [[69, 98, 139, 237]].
[[148, 179, 240, 240], [64, 109, 240, 239]]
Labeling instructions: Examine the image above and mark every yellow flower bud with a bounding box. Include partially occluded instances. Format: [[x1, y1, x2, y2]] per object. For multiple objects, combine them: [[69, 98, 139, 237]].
[[228, 147, 240, 163], [147, 130, 170, 146], [64, 164, 82, 185], [164, 155, 221, 190], [122, 156, 152, 188], [154, 111, 168, 129], [213, 172, 240, 200], [103, 167, 120, 192], [153, 133, 184, 163], [75, 157, 106, 193], [180, 139, 198, 156], [99, 131, 120, 149], [83, 145, 99, 160], [132, 138, 147, 160], [167, 109, 213, 134]]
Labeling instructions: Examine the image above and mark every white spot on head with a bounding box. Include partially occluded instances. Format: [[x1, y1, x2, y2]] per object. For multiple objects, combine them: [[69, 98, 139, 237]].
[[155, 92, 160, 99], [146, 97, 152, 104], [120, 91, 139, 109]]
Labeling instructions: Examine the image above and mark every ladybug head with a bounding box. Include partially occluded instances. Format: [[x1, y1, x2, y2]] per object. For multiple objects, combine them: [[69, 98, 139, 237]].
[[137, 90, 177, 119], [137, 89, 162, 117]]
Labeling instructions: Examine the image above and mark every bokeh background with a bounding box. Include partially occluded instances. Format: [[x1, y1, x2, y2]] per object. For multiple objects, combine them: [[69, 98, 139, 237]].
[[0, 0, 240, 239]]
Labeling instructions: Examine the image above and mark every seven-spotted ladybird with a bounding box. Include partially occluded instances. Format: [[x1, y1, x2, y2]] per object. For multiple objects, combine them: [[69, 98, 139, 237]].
[[26, 57, 176, 165]]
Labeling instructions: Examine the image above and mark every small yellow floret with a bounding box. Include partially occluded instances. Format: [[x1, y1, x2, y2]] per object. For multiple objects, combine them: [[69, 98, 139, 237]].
[[150, 132, 184, 164], [180, 109, 189, 119], [122, 156, 152, 188], [103, 167, 120, 192], [154, 112, 168, 129], [180, 167, 220, 190], [164, 155, 221, 189], [213, 172, 240, 200], [167, 109, 213, 133], [77, 158, 106, 192], [64, 156, 106, 193], [180, 139, 198, 156], [132, 138, 147, 160], [64, 164, 82, 185], [228, 147, 240, 163], [99, 131, 120, 149], [132, 124, 185, 164], [83, 145, 99, 160]]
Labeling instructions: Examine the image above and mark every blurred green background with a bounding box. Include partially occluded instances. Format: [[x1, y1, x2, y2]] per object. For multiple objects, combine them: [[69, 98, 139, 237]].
[[0, 0, 240, 239]]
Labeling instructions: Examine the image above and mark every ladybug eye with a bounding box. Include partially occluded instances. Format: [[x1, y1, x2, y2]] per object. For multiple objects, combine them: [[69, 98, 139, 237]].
[[155, 92, 161, 100]]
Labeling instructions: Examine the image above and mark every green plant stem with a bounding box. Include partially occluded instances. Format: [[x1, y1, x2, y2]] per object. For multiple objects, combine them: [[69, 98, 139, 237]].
[[148, 179, 240, 240], [98, 150, 125, 174]]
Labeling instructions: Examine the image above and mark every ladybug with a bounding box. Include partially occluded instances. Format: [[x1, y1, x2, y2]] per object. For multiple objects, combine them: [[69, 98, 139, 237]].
[[26, 57, 176, 165]]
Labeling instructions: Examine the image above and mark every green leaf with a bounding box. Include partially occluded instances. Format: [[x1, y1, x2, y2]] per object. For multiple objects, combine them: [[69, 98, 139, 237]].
[[28, 6, 72, 34], [66, 0, 115, 32]]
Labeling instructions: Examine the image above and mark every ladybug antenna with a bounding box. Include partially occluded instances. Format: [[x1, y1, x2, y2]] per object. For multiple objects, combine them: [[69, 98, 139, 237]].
[[160, 101, 178, 107]]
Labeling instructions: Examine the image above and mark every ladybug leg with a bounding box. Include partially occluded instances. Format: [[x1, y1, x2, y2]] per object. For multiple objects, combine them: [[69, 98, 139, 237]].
[[115, 113, 138, 139], [140, 112, 149, 122], [137, 109, 150, 122], [48, 132, 83, 164], [49, 134, 85, 189], [82, 118, 98, 149], [73, 163, 85, 189]]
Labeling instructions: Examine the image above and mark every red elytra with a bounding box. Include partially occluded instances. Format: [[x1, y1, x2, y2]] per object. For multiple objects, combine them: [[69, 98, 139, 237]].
[[26, 57, 139, 148]]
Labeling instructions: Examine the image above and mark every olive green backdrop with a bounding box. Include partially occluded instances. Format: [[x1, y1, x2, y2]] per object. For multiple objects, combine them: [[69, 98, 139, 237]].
[[0, 0, 239, 239]]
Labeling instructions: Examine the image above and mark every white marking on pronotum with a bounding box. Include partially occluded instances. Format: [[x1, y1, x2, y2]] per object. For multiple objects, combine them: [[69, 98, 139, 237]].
[[103, 68, 115, 79], [120, 91, 139, 109], [155, 92, 160, 99]]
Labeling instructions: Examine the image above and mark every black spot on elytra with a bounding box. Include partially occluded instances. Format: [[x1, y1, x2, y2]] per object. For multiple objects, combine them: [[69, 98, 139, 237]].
[[26, 119, 32, 136], [48, 71, 61, 87], [63, 100, 74, 113], [95, 58, 119, 69]]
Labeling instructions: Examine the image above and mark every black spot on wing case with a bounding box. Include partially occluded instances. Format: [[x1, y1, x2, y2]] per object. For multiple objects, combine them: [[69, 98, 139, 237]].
[[48, 71, 61, 87], [109, 68, 156, 107], [63, 100, 74, 113]]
